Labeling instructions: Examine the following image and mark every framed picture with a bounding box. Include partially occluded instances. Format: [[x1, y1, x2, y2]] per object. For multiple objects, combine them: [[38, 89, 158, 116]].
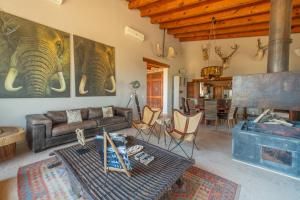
[[0, 11, 70, 98], [74, 35, 116, 97]]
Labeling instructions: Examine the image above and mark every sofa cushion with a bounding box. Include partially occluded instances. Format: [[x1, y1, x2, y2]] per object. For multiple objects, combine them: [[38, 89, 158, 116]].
[[66, 109, 82, 124], [52, 120, 97, 137], [88, 107, 103, 119], [81, 108, 89, 120], [102, 106, 114, 118], [95, 116, 126, 127], [46, 111, 67, 124]]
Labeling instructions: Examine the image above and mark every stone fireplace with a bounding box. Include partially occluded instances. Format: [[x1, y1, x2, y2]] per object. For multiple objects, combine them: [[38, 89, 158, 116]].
[[231, 0, 300, 179]]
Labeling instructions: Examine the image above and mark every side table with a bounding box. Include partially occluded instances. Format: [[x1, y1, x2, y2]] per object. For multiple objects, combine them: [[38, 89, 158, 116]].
[[0, 127, 25, 162], [155, 115, 171, 145]]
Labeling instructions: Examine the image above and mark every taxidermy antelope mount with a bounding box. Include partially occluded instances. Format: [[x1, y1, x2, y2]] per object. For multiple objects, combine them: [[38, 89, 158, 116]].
[[215, 44, 239, 69], [201, 44, 210, 61], [254, 38, 268, 61]]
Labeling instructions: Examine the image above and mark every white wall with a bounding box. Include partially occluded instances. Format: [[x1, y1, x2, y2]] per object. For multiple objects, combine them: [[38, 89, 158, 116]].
[[0, 0, 185, 127], [181, 34, 300, 80]]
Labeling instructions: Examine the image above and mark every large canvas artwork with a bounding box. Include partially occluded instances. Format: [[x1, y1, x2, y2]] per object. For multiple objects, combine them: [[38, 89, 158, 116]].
[[0, 11, 70, 98], [74, 35, 116, 97]]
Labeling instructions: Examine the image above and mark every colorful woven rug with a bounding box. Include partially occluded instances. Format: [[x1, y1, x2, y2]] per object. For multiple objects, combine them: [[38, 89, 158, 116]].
[[18, 159, 240, 200], [167, 166, 240, 200]]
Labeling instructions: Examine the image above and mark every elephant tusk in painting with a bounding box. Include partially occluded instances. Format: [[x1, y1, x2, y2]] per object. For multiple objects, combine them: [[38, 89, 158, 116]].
[[105, 76, 116, 93], [51, 71, 66, 92], [79, 74, 88, 95], [4, 67, 23, 92]]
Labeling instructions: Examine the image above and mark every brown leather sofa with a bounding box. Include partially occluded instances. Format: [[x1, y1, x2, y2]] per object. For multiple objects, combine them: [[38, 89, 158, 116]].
[[26, 107, 132, 152]]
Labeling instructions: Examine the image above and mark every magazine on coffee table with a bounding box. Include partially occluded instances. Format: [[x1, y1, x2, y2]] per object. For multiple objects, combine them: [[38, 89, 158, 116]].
[[95, 133, 132, 171]]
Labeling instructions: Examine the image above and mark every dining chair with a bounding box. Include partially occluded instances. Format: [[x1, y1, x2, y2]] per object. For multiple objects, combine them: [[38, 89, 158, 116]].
[[181, 97, 189, 114], [133, 105, 161, 142], [204, 100, 219, 129], [225, 106, 238, 128], [166, 110, 203, 159], [186, 98, 200, 114]]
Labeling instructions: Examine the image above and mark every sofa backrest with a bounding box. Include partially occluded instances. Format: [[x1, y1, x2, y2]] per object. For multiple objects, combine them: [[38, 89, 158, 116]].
[[46, 108, 89, 124], [88, 107, 103, 120]]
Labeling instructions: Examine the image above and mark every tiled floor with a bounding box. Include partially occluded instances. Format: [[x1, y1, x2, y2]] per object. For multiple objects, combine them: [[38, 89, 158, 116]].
[[0, 126, 299, 200]]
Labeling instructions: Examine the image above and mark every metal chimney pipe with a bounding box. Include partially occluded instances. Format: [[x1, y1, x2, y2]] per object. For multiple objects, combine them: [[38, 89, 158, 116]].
[[267, 0, 293, 73]]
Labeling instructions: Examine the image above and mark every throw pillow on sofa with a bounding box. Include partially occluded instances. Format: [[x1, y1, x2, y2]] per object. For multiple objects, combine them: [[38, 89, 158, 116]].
[[102, 107, 114, 118], [66, 109, 82, 124]]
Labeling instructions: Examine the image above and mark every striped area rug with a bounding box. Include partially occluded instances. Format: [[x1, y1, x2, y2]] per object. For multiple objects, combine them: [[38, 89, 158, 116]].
[[18, 158, 240, 200]]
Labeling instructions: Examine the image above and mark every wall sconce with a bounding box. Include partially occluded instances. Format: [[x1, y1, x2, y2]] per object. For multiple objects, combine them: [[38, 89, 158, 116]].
[[295, 48, 300, 57]]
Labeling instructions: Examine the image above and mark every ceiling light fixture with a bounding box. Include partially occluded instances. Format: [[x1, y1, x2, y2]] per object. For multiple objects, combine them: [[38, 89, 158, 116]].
[[155, 29, 176, 59]]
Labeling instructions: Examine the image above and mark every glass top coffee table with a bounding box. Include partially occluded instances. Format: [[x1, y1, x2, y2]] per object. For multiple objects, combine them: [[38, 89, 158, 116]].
[[52, 137, 194, 200]]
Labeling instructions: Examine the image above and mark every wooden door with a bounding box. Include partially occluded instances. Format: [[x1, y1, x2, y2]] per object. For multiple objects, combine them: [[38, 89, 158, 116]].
[[147, 72, 163, 109], [187, 82, 200, 98], [214, 86, 223, 99]]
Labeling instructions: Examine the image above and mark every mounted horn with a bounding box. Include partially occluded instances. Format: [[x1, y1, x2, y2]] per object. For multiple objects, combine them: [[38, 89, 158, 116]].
[[51, 71, 66, 92], [79, 74, 88, 95], [4, 67, 23, 92], [105, 76, 116, 93], [215, 44, 239, 69], [254, 38, 268, 61]]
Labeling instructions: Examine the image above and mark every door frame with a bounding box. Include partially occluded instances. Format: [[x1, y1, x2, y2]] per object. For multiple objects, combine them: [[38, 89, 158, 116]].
[[143, 57, 169, 114]]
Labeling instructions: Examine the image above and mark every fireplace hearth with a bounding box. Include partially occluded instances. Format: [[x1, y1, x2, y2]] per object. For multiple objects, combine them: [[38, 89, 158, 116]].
[[232, 121, 300, 179]]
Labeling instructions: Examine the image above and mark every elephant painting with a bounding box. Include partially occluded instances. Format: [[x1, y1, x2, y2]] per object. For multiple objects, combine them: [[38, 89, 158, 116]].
[[0, 11, 70, 98], [74, 35, 116, 96]]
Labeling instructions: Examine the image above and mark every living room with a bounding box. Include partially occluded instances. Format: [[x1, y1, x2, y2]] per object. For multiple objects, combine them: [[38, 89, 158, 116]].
[[0, 0, 300, 200]]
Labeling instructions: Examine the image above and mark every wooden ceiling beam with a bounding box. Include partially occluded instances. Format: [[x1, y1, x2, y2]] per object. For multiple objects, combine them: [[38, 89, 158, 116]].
[[168, 9, 300, 35], [150, 0, 266, 24], [169, 13, 269, 34], [140, 0, 212, 17], [128, 0, 160, 9], [175, 18, 300, 38], [179, 26, 300, 42], [160, 0, 300, 29]]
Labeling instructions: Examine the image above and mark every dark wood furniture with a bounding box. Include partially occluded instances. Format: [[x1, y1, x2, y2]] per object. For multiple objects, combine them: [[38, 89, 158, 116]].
[[190, 77, 232, 100], [53, 138, 194, 200], [0, 127, 25, 162]]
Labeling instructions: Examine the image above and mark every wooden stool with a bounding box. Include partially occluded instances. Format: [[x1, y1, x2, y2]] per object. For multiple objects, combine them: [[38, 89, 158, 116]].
[[0, 127, 25, 162]]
